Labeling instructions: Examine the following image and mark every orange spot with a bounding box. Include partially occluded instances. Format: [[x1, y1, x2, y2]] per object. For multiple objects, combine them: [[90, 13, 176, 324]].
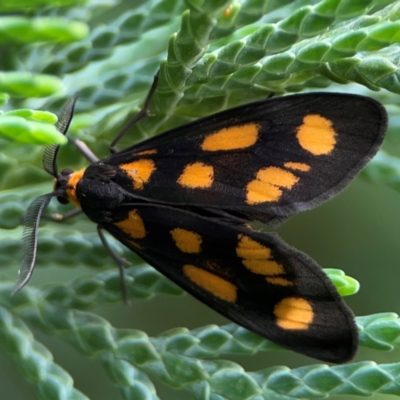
[[274, 297, 314, 330], [246, 167, 299, 204], [170, 228, 202, 253], [115, 209, 146, 239], [243, 259, 284, 276], [177, 162, 214, 188], [201, 124, 259, 151], [236, 235, 272, 259], [236, 235, 284, 276], [64, 168, 85, 207], [297, 114, 336, 155], [120, 159, 155, 189], [183, 264, 237, 302], [284, 162, 311, 172], [246, 179, 282, 203], [266, 277, 293, 286], [255, 167, 299, 188], [134, 149, 157, 156]]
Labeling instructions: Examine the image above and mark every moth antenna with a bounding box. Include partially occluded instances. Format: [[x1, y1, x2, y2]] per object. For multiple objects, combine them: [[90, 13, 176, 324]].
[[13, 193, 56, 294], [42, 94, 79, 177]]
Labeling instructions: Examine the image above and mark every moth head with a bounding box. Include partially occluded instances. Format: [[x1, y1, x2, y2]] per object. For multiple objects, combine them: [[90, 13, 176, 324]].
[[13, 95, 78, 294], [54, 168, 75, 205]]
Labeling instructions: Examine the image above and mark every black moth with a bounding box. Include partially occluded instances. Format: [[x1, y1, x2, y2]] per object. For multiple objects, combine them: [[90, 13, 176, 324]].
[[16, 75, 387, 363]]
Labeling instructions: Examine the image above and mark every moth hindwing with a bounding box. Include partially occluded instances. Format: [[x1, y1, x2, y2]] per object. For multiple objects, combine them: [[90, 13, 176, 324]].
[[19, 86, 387, 363]]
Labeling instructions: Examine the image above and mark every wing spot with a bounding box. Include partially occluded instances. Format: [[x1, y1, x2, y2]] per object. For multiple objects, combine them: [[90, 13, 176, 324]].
[[284, 162, 311, 172], [266, 277, 293, 286], [177, 162, 214, 189], [246, 167, 299, 204], [120, 159, 156, 189], [183, 264, 237, 302], [114, 209, 146, 239], [170, 228, 202, 253], [237, 235, 284, 276], [296, 114, 336, 155], [274, 297, 314, 330], [133, 149, 158, 156], [201, 123, 260, 151]]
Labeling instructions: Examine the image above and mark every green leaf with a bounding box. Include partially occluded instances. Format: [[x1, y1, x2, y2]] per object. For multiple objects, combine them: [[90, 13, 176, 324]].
[[0, 16, 88, 44], [324, 269, 360, 296], [0, 115, 66, 144], [0, 72, 63, 97]]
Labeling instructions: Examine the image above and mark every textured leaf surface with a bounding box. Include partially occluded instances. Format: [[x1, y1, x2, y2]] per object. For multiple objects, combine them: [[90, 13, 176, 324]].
[[1, 0, 400, 399]]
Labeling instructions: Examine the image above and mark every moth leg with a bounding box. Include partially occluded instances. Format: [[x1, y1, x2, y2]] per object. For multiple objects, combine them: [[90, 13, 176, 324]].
[[69, 138, 99, 163], [97, 225, 131, 305], [44, 208, 83, 222], [109, 71, 160, 154]]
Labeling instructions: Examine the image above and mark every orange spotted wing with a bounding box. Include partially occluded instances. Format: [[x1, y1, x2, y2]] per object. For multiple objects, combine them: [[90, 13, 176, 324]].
[[94, 202, 358, 363], [101, 93, 387, 223], [72, 92, 386, 362], [21, 91, 387, 363]]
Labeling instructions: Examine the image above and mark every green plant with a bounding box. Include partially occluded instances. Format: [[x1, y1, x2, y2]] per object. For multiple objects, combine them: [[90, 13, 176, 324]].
[[1, 0, 400, 399]]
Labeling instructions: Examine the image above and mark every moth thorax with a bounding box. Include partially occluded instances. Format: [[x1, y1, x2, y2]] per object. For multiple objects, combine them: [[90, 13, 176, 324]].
[[55, 168, 86, 207]]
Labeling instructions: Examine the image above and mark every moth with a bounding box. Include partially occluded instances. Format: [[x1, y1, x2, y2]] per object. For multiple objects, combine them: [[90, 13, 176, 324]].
[[16, 75, 387, 362]]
